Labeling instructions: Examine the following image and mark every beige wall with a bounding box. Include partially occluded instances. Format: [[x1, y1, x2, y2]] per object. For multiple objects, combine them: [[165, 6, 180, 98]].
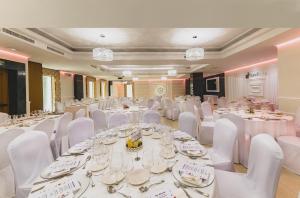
[[60, 73, 74, 102], [278, 42, 300, 114], [133, 79, 185, 99]]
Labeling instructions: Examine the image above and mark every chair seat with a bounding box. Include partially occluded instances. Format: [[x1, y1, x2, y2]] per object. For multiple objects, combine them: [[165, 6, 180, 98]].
[[209, 148, 233, 171], [277, 136, 300, 175], [215, 170, 264, 198]]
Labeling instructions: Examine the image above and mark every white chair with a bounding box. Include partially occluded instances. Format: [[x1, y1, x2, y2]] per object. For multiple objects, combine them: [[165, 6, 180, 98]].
[[218, 97, 227, 108], [50, 112, 72, 159], [55, 102, 65, 114], [108, 113, 129, 128], [68, 117, 94, 147], [215, 134, 283, 198], [147, 99, 155, 108], [209, 118, 237, 171], [166, 102, 180, 121], [0, 129, 24, 198], [90, 110, 108, 132], [178, 112, 197, 138], [194, 105, 215, 145], [7, 131, 53, 198], [277, 136, 300, 175], [33, 118, 55, 139], [151, 101, 161, 111], [142, 110, 161, 124], [88, 103, 98, 114], [74, 108, 86, 119], [295, 107, 300, 137], [201, 101, 214, 121]]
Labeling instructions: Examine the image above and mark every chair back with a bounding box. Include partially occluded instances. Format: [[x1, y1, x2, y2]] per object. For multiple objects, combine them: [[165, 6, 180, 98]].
[[7, 131, 53, 198], [55, 102, 65, 113], [147, 99, 155, 108], [90, 110, 108, 132], [0, 112, 9, 125], [33, 118, 55, 139], [108, 113, 129, 128], [88, 103, 98, 113], [213, 118, 237, 163], [246, 134, 283, 198], [68, 117, 94, 147], [0, 129, 24, 198], [142, 110, 160, 124], [201, 101, 213, 117], [179, 112, 197, 138]]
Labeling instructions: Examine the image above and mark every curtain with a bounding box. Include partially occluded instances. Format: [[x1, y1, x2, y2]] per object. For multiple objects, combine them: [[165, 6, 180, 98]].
[[264, 65, 278, 104]]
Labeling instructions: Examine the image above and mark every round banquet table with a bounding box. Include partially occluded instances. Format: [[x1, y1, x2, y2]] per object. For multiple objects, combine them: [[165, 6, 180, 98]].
[[103, 106, 148, 124], [213, 109, 295, 138], [28, 124, 215, 198]]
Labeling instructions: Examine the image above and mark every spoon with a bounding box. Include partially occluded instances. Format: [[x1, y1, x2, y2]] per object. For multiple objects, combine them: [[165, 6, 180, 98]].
[[86, 171, 95, 187], [82, 155, 91, 169], [167, 160, 179, 172], [174, 181, 210, 197], [107, 185, 131, 198], [139, 179, 165, 192]]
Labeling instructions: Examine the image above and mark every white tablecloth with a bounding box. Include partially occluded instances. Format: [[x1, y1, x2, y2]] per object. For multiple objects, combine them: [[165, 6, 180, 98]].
[[28, 125, 215, 198], [213, 109, 295, 138], [103, 106, 148, 124]]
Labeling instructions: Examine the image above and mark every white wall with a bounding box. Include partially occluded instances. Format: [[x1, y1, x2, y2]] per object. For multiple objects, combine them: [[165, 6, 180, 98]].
[[60, 73, 74, 102]]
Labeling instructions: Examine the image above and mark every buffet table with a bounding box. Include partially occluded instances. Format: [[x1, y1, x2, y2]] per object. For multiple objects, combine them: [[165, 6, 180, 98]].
[[28, 124, 215, 198]]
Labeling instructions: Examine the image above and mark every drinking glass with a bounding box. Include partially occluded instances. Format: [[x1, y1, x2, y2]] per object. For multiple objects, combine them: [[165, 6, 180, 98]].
[[142, 149, 153, 171]]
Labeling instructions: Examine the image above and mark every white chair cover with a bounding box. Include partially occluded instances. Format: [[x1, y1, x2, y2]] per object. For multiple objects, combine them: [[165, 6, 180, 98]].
[[90, 110, 108, 132], [277, 136, 300, 175], [142, 110, 161, 124], [215, 134, 283, 198], [184, 100, 194, 113], [194, 105, 215, 145], [295, 107, 300, 137], [147, 99, 155, 108], [151, 101, 161, 111], [88, 103, 98, 114], [218, 97, 227, 108], [166, 102, 180, 121], [0, 129, 24, 198], [201, 101, 213, 120], [209, 118, 237, 171], [50, 112, 72, 159], [55, 102, 65, 114], [68, 117, 94, 147], [178, 112, 197, 138], [33, 118, 55, 139], [108, 113, 129, 128], [7, 131, 53, 198], [74, 108, 86, 119]]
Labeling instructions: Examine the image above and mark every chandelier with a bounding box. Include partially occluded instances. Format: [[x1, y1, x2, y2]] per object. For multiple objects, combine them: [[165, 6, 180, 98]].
[[93, 48, 113, 61], [185, 48, 204, 61]]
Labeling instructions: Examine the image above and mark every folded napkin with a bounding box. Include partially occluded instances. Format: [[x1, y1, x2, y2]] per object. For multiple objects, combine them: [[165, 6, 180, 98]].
[[179, 162, 210, 186], [48, 160, 79, 174]]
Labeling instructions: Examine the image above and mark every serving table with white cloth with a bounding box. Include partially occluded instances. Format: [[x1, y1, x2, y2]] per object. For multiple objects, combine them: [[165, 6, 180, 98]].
[[213, 108, 294, 138], [103, 106, 148, 124], [28, 124, 215, 198]]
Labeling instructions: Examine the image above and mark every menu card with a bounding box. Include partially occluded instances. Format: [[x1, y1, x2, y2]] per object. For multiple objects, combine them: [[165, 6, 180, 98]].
[[180, 162, 210, 181], [180, 142, 203, 152], [130, 130, 142, 142], [149, 188, 173, 198]]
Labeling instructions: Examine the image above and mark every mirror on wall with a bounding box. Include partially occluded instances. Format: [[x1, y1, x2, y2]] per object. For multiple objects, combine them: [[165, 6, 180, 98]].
[[0, 59, 26, 115]]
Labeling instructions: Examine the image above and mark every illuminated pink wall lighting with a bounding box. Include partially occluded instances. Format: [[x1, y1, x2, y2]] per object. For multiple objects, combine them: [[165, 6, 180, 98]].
[[133, 78, 187, 82], [225, 58, 278, 73], [0, 49, 29, 60], [276, 37, 300, 48]]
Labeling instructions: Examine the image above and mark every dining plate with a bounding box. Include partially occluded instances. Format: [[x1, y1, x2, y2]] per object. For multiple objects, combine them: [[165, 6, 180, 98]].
[[101, 171, 125, 185], [127, 168, 150, 185], [150, 162, 167, 174]]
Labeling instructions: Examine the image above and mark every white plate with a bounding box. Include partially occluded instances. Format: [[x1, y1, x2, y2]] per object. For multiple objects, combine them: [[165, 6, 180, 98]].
[[127, 169, 150, 186], [141, 129, 153, 136], [178, 143, 207, 157], [101, 171, 125, 185], [40, 160, 81, 179], [150, 163, 167, 174], [103, 137, 118, 145], [160, 149, 176, 159], [172, 161, 214, 188], [87, 161, 108, 172], [151, 132, 162, 139]]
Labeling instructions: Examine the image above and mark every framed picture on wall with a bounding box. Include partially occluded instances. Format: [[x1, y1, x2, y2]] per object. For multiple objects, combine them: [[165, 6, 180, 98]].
[[206, 77, 220, 92]]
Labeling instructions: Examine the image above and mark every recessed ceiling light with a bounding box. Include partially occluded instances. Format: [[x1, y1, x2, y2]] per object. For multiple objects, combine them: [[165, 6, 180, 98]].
[[122, 70, 132, 76], [192, 35, 197, 39], [168, 70, 177, 76], [99, 34, 106, 38], [11, 48, 16, 51], [161, 76, 167, 80], [132, 77, 139, 81]]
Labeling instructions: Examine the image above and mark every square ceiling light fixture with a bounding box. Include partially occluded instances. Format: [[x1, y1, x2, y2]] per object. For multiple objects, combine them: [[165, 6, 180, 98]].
[[122, 70, 132, 76], [161, 76, 167, 80], [185, 48, 204, 61], [167, 69, 177, 76], [93, 48, 113, 61]]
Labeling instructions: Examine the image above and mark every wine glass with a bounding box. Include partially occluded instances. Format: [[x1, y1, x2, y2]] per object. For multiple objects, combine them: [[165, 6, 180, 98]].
[[142, 149, 153, 172]]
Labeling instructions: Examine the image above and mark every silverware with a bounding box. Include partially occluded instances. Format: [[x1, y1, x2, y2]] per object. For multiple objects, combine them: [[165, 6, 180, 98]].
[[86, 171, 95, 187], [82, 155, 91, 169], [107, 184, 131, 198], [77, 179, 91, 198], [139, 179, 165, 192], [175, 181, 210, 197], [174, 181, 191, 198]]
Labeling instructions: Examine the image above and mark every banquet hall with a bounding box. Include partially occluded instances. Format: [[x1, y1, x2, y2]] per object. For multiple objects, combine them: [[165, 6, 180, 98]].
[[1, 2, 300, 198]]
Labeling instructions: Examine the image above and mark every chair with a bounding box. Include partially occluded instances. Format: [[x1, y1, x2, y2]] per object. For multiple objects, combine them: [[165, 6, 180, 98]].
[[215, 134, 283, 198], [68, 117, 94, 147], [166, 102, 180, 121], [194, 105, 215, 145], [108, 113, 129, 128], [90, 110, 108, 132], [0, 112, 9, 125], [74, 108, 86, 119], [147, 99, 155, 108], [295, 107, 300, 137], [277, 136, 300, 175], [151, 101, 161, 111], [33, 118, 55, 139], [88, 103, 98, 114], [218, 97, 227, 108], [209, 118, 237, 171], [178, 112, 197, 138], [201, 101, 213, 121], [0, 129, 24, 198], [7, 131, 53, 198], [142, 110, 161, 124], [50, 112, 72, 159]]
